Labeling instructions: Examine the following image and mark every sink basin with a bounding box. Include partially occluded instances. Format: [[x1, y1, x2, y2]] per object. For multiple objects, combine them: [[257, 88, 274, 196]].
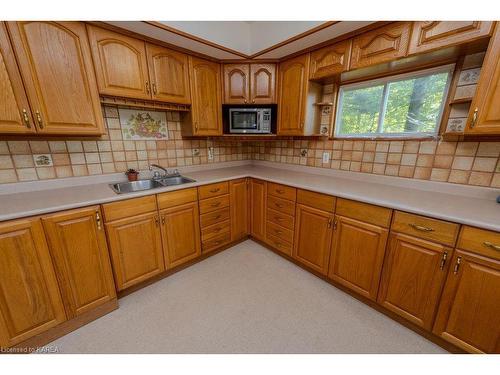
[[109, 176, 196, 194]]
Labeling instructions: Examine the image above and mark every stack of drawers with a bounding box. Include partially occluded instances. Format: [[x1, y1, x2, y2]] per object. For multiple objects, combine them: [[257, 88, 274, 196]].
[[198, 181, 231, 253], [265, 182, 297, 256]]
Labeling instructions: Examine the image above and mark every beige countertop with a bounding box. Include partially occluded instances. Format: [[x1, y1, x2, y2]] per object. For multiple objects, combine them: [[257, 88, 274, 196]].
[[0, 161, 499, 232]]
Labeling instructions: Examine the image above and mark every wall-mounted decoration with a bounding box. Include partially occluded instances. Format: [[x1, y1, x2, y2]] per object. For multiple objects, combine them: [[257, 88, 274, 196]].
[[119, 108, 168, 140], [446, 118, 467, 133], [33, 154, 53, 167], [458, 68, 480, 86]]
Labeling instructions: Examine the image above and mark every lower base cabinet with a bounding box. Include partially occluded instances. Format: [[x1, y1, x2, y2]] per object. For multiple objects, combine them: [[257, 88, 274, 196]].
[[230, 178, 249, 241], [249, 179, 266, 241]]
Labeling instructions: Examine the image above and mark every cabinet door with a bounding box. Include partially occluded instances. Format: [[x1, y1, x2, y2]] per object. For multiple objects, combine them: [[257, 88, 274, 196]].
[[309, 40, 351, 79], [7, 22, 104, 135], [223, 64, 249, 104], [328, 215, 388, 300], [189, 56, 222, 135], [146, 44, 190, 104], [87, 25, 151, 100], [160, 202, 201, 269], [250, 63, 276, 104], [105, 212, 165, 291], [465, 24, 500, 135], [409, 21, 493, 55], [377, 233, 451, 330], [230, 178, 249, 241], [350, 22, 411, 70], [0, 218, 66, 348], [277, 54, 310, 135], [0, 23, 35, 134], [433, 250, 500, 353], [293, 204, 334, 275], [250, 179, 266, 241], [42, 207, 116, 319]]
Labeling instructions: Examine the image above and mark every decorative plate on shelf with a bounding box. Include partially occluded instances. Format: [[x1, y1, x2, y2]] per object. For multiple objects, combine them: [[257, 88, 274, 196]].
[[119, 108, 168, 140]]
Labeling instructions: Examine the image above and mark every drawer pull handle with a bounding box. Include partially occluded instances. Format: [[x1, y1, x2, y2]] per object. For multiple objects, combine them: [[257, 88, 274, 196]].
[[439, 251, 448, 270], [483, 241, 500, 251], [275, 203, 284, 208], [214, 215, 221, 220], [274, 216, 283, 222], [210, 188, 220, 193], [453, 256, 462, 275], [274, 229, 282, 235], [35, 110, 43, 128], [211, 202, 221, 207], [408, 223, 434, 232], [22, 109, 31, 128], [214, 227, 222, 233], [95, 212, 102, 231], [275, 189, 285, 194]]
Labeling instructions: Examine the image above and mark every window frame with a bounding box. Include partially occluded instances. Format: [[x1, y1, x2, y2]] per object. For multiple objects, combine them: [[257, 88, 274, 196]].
[[333, 64, 455, 139]]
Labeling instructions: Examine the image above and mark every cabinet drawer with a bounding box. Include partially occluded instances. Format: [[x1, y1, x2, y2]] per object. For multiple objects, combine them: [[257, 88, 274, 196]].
[[336, 198, 392, 228], [266, 221, 294, 243], [157, 187, 197, 209], [267, 195, 296, 216], [201, 220, 230, 241], [297, 189, 336, 212], [202, 231, 231, 253], [102, 195, 157, 222], [267, 182, 296, 201], [266, 233, 293, 256], [392, 211, 459, 246], [198, 181, 229, 200], [458, 226, 500, 261], [200, 207, 230, 228], [199, 194, 230, 214], [266, 208, 295, 230]]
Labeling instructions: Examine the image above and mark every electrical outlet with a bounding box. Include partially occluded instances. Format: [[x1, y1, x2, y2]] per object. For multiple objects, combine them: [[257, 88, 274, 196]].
[[208, 147, 214, 160], [322, 152, 330, 164]]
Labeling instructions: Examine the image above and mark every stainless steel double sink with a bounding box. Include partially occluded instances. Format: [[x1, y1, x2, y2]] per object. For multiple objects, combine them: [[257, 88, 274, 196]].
[[109, 176, 196, 194]]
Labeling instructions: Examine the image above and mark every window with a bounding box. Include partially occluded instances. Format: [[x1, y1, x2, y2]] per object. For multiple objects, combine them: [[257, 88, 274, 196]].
[[334, 65, 453, 138]]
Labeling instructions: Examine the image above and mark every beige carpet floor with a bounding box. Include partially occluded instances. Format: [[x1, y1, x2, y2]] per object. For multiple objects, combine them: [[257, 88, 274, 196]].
[[46, 240, 446, 353]]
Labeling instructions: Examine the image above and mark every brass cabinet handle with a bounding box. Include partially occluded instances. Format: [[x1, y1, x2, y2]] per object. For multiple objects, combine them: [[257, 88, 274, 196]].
[[274, 216, 283, 222], [95, 212, 102, 231], [154, 215, 159, 226], [274, 229, 282, 235], [22, 109, 31, 128], [327, 218, 333, 229], [244, 99, 247, 103], [470, 107, 478, 128], [152, 83, 157, 95], [213, 227, 222, 233], [195, 122, 199, 131], [214, 215, 221, 220], [146, 81, 150, 94], [252, 99, 255, 104], [210, 188, 220, 193], [453, 256, 462, 275], [275, 189, 285, 194], [439, 251, 448, 270], [211, 202, 221, 207], [484, 241, 500, 251], [408, 223, 434, 232], [35, 110, 43, 128], [275, 203, 284, 208], [161, 216, 165, 225]]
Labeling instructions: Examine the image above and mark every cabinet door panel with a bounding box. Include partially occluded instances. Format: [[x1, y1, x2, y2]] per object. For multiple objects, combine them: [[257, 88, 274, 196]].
[[223, 64, 249, 104], [160, 202, 201, 269], [87, 25, 150, 100], [8, 21, 104, 135], [0, 219, 66, 348], [250, 63, 276, 104], [433, 250, 500, 353], [378, 233, 451, 330], [146, 44, 190, 104], [328, 215, 388, 300], [310, 40, 351, 79], [293, 204, 333, 275], [42, 207, 116, 319], [189, 56, 222, 135], [230, 178, 249, 241], [250, 179, 266, 241], [105, 213, 165, 290], [0, 23, 35, 134], [277, 54, 309, 135]]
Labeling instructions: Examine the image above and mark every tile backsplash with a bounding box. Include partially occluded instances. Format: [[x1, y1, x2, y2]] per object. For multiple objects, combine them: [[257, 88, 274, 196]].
[[0, 105, 499, 188]]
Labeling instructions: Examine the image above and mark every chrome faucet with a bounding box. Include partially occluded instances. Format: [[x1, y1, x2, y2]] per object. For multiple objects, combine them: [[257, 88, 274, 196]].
[[149, 164, 180, 179]]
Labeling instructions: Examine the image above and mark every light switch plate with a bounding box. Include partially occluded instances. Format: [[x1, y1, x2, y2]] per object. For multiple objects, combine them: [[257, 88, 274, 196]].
[[322, 152, 330, 164], [208, 147, 214, 160]]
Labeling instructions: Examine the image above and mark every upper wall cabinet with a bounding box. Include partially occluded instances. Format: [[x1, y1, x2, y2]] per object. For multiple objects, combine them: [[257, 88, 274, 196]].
[[87, 25, 151, 100], [277, 54, 310, 135], [146, 44, 191, 104], [0, 23, 35, 134], [350, 22, 411, 70], [7, 22, 105, 135], [309, 40, 352, 79], [408, 21, 494, 55], [465, 23, 500, 135], [223, 63, 276, 104], [188, 56, 222, 136]]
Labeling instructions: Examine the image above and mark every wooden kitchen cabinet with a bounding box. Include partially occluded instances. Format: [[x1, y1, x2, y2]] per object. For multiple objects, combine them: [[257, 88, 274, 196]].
[[160, 201, 201, 269], [309, 40, 352, 79], [250, 63, 276, 104], [250, 179, 266, 241], [350, 22, 411, 70], [377, 233, 452, 330], [408, 21, 494, 55], [7, 21, 105, 135], [87, 25, 151, 100], [230, 178, 249, 241], [187, 56, 222, 136], [277, 54, 310, 135], [146, 43, 191, 104], [223, 64, 250, 104], [465, 23, 500, 135], [223, 63, 276, 104], [42, 207, 116, 319], [0, 218, 66, 348], [0, 22, 35, 134]]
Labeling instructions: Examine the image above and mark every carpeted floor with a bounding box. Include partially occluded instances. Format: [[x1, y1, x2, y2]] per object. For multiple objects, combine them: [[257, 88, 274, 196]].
[[45, 240, 446, 353]]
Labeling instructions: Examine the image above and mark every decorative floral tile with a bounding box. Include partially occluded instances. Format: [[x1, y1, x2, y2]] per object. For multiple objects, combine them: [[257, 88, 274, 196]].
[[119, 109, 168, 140]]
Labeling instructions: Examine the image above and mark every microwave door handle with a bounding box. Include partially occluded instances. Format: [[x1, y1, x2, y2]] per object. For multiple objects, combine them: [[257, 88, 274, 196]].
[[257, 112, 260, 130]]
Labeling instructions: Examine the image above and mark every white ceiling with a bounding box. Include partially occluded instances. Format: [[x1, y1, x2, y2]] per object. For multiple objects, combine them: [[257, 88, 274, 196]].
[[105, 21, 376, 60]]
